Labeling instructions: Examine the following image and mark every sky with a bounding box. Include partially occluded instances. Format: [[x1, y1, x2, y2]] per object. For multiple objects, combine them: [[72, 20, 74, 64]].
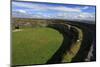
[[12, 1, 96, 22]]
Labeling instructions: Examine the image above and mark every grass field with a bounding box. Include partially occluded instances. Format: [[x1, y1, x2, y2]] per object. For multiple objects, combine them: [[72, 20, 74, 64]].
[[12, 27, 63, 65]]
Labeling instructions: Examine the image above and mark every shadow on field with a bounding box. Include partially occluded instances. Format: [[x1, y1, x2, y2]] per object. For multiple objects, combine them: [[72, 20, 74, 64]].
[[46, 23, 78, 64], [46, 21, 96, 63]]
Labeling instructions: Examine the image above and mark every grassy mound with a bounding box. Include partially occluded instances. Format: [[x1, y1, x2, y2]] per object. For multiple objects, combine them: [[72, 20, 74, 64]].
[[12, 27, 63, 65]]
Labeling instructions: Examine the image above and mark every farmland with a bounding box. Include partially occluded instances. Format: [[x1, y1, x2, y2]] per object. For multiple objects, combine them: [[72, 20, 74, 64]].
[[12, 18, 96, 66]]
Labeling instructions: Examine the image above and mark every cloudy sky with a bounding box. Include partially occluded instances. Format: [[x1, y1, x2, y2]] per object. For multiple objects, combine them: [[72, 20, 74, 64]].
[[12, 1, 96, 22]]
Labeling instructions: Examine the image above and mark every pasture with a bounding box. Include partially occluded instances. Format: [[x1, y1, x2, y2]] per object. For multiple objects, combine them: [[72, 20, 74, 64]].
[[12, 27, 63, 65]]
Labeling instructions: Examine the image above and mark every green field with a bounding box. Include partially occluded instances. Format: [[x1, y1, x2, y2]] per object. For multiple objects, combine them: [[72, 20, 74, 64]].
[[12, 27, 63, 65]]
